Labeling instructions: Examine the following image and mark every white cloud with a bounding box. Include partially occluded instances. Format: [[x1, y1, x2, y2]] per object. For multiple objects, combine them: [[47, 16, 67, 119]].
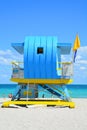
[[0, 49, 12, 56], [0, 49, 23, 83], [77, 46, 87, 58], [0, 49, 23, 65], [77, 60, 87, 64], [78, 46, 87, 52], [80, 66, 86, 70], [76, 55, 82, 60], [0, 56, 11, 65]]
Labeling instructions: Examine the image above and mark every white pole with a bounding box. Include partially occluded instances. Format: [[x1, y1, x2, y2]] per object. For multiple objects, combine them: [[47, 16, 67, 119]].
[[72, 48, 74, 77]]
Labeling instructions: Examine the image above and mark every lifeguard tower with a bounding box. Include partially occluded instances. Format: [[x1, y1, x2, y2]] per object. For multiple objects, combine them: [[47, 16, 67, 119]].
[[2, 36, 75, 108]]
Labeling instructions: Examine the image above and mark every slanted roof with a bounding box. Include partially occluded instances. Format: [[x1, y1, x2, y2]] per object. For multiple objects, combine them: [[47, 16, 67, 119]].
[[57, 43, 72, 55], [11, 43, 24, 54], [11, 42, 72, 55]]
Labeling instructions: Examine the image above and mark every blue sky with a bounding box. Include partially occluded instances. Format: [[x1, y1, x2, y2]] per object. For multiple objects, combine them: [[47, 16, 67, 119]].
[[0, 0, 87, 84]]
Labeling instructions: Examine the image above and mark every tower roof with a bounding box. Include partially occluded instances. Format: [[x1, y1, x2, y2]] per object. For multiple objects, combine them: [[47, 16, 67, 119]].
[[57, 43, 72, 55], [11, 43, 24, 54]]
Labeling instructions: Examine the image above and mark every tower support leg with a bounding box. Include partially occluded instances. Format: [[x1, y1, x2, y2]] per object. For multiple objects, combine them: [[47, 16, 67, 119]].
[[62, 85, 71, 101]]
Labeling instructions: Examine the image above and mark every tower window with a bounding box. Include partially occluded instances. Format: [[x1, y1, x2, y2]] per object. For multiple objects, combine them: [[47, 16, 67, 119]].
[[37, 47, 43, 54]]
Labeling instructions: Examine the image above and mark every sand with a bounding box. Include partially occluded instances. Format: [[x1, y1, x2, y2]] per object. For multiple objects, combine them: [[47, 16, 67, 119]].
[[0, 98, 87, 130]]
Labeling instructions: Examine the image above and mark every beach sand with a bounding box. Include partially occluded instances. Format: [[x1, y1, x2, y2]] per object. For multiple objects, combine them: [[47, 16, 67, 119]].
[[0, 98, 87, 130]]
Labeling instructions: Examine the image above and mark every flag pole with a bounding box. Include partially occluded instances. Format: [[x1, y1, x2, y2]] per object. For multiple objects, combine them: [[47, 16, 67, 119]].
[[72, 34, 80, 63], [72, 34, 80, 76]]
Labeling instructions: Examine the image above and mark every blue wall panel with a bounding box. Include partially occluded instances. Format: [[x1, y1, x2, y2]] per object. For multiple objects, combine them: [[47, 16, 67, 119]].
[[24, 36, 59, 79], [52, 37, 58, 78], [46, 37, 52, 78], [24, 37, 29, 78], [24, 37, 35, 78], [40, 37, 46, 78], [34, 36, 41, 78], [28, 37, 35, 78]]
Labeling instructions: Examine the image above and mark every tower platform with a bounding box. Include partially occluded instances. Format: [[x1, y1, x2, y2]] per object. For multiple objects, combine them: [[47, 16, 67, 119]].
[[11, 78, 73, 84]]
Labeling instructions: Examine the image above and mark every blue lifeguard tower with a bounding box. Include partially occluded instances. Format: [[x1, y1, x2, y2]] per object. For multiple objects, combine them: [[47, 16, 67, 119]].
[[2, 36, 75, 108]]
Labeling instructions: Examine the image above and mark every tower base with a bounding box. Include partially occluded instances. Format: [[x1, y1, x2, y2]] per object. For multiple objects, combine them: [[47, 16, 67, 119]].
[[2, 99, 75, 108]]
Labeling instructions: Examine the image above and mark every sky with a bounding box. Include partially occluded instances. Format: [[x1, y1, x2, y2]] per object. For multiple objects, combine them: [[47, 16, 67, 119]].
[[0, 0, 87, 84]]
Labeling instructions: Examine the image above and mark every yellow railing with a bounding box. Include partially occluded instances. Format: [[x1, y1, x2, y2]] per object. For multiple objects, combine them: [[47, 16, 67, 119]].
[[11, 61, 24, 78], [56, 61, 73, 77]]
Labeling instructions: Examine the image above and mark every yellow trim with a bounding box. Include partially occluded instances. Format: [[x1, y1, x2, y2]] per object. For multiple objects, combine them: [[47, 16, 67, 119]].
[[11, 61, 23, 64], [56, 68, 62, 70], [2, 100, 75, 108], [57, 62, 72, 64], [11, 61, 72, 65], [10, 78, 73, 84]]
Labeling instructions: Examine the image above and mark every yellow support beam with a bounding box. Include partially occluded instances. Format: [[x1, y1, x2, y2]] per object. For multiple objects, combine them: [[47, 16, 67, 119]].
[[10, 78, 73, 84], [2, 100, 75, 108]]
